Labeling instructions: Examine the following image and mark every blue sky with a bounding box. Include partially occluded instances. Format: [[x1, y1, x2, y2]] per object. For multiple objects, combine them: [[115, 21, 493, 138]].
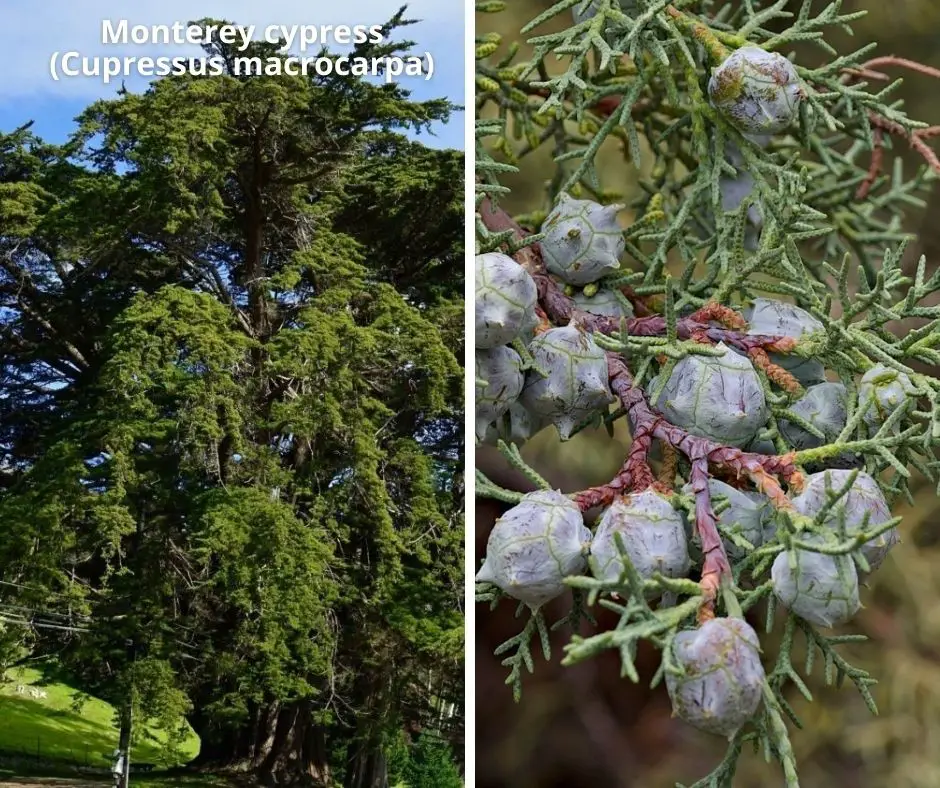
[[0, 0, 465, 150]]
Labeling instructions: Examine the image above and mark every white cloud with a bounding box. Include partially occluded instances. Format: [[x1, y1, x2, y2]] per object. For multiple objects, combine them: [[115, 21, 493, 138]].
[[0, 0, 463, 99]]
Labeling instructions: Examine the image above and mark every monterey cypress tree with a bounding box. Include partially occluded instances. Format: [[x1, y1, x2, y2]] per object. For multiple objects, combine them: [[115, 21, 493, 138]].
[[0, 11, 463, 787]]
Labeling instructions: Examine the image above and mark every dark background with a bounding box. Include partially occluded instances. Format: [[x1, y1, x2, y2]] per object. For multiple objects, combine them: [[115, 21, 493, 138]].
[[475, 2, 940, 786]]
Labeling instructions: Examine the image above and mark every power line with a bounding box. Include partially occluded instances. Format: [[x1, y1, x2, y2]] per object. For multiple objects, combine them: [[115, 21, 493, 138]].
[[0, 603, 90, 621], [0, 579, 77, 598], [0, 615, 89, 634]]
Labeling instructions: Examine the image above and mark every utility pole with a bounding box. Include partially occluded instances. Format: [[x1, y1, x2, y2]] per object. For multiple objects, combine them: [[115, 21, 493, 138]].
[[115, 510, 143, 788], [117, 701, 132, 788], [114, 632, 135, 788]]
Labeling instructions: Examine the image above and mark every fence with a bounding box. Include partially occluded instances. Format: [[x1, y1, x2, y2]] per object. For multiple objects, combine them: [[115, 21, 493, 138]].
[[0, 742, 159, 778]]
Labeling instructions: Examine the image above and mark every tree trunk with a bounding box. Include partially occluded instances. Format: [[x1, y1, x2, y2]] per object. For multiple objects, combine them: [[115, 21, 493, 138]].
[[345, 743, 388, 788], [244, 128, 271, 341], [190, 712, 247, 770], [251, 701, 282, 769], [256, 703, 332, 786], [190, 701, 330, 784], [342, 668, 393, 788]]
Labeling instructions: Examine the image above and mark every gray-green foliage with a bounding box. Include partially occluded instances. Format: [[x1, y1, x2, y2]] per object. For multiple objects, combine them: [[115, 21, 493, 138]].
[[476, 0, 940, 784]]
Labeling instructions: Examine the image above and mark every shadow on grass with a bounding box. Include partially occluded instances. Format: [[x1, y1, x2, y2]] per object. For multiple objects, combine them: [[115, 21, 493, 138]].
[[0, 697, 120, 766], [1, 667, 197, 768]]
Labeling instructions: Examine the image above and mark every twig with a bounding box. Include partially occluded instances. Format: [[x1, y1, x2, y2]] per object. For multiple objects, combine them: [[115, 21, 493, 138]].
[[748, 347, 803, 395], [658, 443, 679, 486], [867, 113, 940, 178], [841, 56, 940, 192], [572, 418, 658, 510], [852, 56, 940, 82], [856, 126, 883, 201]]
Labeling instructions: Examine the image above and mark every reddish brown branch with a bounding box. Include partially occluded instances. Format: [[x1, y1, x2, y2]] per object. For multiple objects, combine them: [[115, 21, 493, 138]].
[[658, 443, 679, 487], [573, 354, 805, 608], [605, 354, 802, 494], [853, 56, 940, 82], [573, 353, 804, 524], [572, 420, 658, 511], [690, 302, 747, 330], [840, 57, 940, 192], [748, 346, 803, 395], [866, 112, 940, 180], [559, 296, 799, 357], [689, 458, 727, 622], [856, 126, 884, 201], [841, 67, 892, 83]]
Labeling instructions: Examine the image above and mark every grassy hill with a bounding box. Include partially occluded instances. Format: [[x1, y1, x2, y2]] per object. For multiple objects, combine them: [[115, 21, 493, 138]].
[[0, 668, 199, 770]]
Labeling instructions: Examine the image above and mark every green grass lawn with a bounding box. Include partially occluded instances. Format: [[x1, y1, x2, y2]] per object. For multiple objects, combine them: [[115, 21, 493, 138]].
[[0, 768, 235, 787], [0, 668, 199, 770]]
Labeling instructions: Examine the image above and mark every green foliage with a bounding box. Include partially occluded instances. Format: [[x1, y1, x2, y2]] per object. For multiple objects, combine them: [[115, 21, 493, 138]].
[[475, 0, 940, 785], [332, 136, 465, 306], [388, 731, 464, 788], [402, 734, 464, 788]]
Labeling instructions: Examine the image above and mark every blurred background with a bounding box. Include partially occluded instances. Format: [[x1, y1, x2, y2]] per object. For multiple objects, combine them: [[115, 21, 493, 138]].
[[475, 2, 940, 786]]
